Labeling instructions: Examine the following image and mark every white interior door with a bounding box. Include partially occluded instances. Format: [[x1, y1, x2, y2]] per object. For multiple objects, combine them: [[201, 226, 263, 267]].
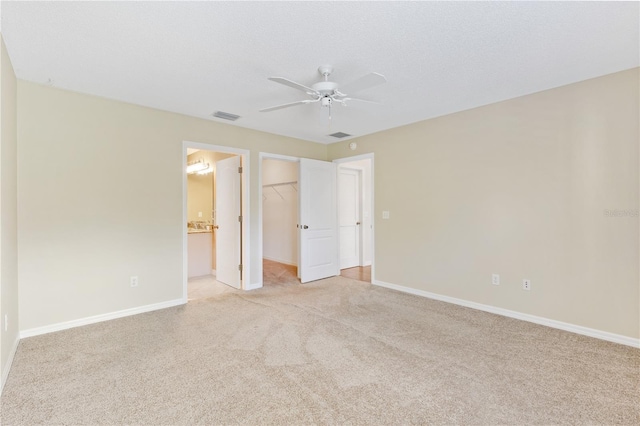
[[299, 158, 339, 283], [339, 168, 361, 269], [215, 156, 241, 289]]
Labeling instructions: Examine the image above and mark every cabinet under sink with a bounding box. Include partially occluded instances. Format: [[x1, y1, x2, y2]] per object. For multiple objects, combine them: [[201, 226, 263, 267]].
[[187, 232, 212, 278]]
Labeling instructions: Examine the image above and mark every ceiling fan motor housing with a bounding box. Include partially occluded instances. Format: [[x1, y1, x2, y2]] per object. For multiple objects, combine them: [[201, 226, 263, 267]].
[[312, 81, 339, 96]]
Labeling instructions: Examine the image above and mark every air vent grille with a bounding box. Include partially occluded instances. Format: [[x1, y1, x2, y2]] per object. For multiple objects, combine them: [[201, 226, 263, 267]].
[[329, 132, 351, 138], [212, 111, 241, 121]]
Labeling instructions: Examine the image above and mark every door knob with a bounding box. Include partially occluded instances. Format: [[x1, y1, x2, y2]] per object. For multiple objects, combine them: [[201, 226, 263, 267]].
[[356, 222, 361, 225], [213, 225, 219, 229], [303, 225, 309, 229]]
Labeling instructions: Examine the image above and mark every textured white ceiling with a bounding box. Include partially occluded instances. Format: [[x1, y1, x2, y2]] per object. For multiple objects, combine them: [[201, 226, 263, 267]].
[[2, 1, 638, 144]]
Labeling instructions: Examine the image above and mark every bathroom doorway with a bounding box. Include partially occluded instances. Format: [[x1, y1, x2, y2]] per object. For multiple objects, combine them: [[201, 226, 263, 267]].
[[183, 142, 249, 301]]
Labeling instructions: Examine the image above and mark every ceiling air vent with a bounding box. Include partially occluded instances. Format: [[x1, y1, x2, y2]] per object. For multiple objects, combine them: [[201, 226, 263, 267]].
[[212, 111, 240, 121], [329, 132, 351, 139]]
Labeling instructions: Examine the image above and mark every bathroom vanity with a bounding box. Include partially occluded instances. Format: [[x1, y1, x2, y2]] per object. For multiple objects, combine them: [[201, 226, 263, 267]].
[[187, 230, 212, 278]]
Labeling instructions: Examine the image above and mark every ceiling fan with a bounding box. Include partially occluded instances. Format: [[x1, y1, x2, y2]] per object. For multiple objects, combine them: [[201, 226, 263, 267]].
[[260, 65, 387, 114]]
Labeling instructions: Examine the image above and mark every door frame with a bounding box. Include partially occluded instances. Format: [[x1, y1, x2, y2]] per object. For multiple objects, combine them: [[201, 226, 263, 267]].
[[257, 152, 300, 289], [182, 141, 250, 301], [333, 153, 375, 281], [338, 166, 363, 269]]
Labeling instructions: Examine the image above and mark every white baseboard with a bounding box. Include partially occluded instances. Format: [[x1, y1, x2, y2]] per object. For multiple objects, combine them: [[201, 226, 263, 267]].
[[1, 336, 20, 395], [372, 279, 640, 348], [20, 298, 186, 339], [263, 256, 297, 267]]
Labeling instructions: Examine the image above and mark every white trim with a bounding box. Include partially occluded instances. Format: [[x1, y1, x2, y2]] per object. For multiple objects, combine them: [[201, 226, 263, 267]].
[[19, 298, 185, 339], [211, 269, 216, 276], [339, 165, 365, 172], [262, 255, 297, 267], [372, 279, 640, 348], [332, 153, 375, 164], [183, 141, 251, 296], [1, 336, 20, 395], [257, 152, 301, 290]]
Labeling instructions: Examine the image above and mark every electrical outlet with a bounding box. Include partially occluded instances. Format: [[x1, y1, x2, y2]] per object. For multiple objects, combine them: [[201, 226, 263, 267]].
[[130, 276, 139, 287], [4, 314, 7, 332], [492, 274, 500, 285], [382, 211, 390, 219], [523, 279, 531, 291]]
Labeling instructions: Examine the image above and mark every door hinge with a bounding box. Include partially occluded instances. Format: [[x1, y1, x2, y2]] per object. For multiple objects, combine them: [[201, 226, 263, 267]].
[[238, 215, 243, 222], [238, 264, 243, 272], [238, 166, 243, 173]]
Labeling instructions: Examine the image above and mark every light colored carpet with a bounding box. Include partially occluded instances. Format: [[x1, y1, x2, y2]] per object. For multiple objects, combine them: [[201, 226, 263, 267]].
[[187, 275, 236, 301], [2, 276, 638, 425]]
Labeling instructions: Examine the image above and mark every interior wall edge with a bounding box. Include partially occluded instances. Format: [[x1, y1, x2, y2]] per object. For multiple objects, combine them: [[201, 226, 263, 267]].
[[0, 336, 19, 395]]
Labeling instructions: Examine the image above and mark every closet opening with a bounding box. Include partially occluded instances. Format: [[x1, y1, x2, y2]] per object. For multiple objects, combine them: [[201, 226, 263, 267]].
[[261, 156, 300, 287]]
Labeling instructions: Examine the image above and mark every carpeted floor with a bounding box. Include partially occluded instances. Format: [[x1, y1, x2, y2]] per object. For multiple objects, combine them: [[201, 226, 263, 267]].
[[2, 276, 639, 425]]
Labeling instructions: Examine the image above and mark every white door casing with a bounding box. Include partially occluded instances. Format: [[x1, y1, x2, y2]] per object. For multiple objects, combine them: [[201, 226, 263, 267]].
[[338, 167, 361, 269], [299, 158, 339, 283], [215, 155, 242, 289]]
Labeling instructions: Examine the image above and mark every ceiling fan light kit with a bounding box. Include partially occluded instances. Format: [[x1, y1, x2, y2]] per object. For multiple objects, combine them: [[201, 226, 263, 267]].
[[260, 65, 386, 116]]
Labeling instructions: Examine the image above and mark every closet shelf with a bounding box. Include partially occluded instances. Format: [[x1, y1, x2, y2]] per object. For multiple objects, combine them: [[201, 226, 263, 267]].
[[262, 181, 297, 200], [262, 181, 297, 188]]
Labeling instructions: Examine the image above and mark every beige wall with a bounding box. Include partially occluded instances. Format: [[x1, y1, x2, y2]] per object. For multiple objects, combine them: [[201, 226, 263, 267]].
[[187, 168, 213, 224], [0, 35, 19, 388], [262, 158, 298, 186], [13, 66, 640, 341], [328, 68, 640, 339], [186, 150, 235, 224], [17, 81, 326, 331]]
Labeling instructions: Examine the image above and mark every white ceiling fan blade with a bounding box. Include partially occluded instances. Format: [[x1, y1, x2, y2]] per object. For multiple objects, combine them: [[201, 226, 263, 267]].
[[260, 99, 316, 112], [268, 77, 319, 95], [339, 72, 387, 96], [342, 97, 382, 105]]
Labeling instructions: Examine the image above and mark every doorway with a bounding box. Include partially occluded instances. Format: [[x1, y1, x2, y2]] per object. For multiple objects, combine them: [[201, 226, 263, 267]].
[[259, 153, 341, 286], [335, 155, 373, 283], [261, 156, 300, 287], [183, 142, 249, 301], [258, 153, 370, 288]]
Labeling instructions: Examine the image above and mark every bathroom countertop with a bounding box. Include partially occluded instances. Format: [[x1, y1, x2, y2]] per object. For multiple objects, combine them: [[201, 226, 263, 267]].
[[187, 229, 212, 234]]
